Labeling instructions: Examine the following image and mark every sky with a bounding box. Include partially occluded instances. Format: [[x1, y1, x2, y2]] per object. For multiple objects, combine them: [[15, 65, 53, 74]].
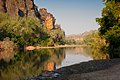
[[34, 0, 104, 35]]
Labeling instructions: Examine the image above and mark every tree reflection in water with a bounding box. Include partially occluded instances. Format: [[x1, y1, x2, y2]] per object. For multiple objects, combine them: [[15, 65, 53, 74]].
[[0, 46, 109, 79], [88, 47, 110, 60], [43, 48, 65, 71], [0, 48, 65, 80]]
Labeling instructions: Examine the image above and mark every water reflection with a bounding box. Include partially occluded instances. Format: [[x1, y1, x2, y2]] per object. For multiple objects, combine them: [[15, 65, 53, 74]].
[[0, 50, 48, 80], [43, 48, 65, 71], [0, 48, 65, 80], [0, 47, 94, 80], [90, 47, 109, 60], [56, 47, 93, 68], [0, 48, 16, 62]]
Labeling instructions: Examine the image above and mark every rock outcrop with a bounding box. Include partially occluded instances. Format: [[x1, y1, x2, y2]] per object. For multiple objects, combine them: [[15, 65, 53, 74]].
[[0, 0, 56, 30], [39, 8, 56, 30], [0, 0, 40, 17]]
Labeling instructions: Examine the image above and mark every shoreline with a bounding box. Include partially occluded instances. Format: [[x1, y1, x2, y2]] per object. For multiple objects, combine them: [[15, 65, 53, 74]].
[[54, 58, 120, 80], [28, 58, 120, 80], [25, 44, 87, 50]]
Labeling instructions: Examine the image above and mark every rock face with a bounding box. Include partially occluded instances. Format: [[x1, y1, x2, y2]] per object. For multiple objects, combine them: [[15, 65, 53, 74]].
[[39, 8, 55, 30], [0, 0, 6, 13], [0, 0, 56, 30], [6, 0, 18, 16], [4, 0, 40, 17]]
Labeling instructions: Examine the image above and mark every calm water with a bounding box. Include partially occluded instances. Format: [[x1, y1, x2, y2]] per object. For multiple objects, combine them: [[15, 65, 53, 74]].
[[56, 47, 92, 68], [0, 47, 93, 80]]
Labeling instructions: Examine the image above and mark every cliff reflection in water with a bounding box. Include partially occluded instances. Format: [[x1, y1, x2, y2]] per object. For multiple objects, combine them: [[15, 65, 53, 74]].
[[42, 48, 65, 72], [0, 48, 65, 80]]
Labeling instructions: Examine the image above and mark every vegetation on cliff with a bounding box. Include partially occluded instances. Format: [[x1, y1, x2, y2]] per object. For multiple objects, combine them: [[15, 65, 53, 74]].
[[0, 13, 47, 47], [0, 0, 65, 48], [0, 13, 64, 47]]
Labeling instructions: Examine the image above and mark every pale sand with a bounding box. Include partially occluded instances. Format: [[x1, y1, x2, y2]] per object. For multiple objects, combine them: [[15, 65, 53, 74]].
[[25, 45, 86, 50]]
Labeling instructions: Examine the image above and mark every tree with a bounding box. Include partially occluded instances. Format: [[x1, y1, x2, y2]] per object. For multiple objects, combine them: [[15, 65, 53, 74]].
[[0, 13, 50, 47], [96, 0, 120, 58], [0, 12, 65, 47]]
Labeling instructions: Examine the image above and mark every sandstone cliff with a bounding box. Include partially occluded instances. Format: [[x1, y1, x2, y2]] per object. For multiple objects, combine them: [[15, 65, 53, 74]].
[[0, 0, 56, 30], [0, 0, 39, 17], [39, 8, 56, 30]]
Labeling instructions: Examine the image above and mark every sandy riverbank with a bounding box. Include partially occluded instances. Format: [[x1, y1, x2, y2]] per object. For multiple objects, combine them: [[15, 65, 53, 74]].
[[25, 45, 86, 50]]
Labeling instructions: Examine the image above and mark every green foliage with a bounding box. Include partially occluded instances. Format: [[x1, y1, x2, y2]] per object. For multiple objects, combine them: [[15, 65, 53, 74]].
[[65, 39, 76, 45], [0, 12, 65, 47], [84, 31, 107, 49], [83, 31, 109, 60], [49, 28, 65, 45], [96, 0, 120, 35], [104, 26, 120, 57], [0, 13, 50, 47], [104, 26, 120, 45], [96, 0, 120, 58]]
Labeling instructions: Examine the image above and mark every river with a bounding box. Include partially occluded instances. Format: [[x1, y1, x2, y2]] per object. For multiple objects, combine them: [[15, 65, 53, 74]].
[[0, 47, 93, 80]]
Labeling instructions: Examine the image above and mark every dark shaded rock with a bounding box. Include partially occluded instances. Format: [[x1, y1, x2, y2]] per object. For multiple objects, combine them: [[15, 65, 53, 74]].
[[28, 71, 61, 80], [0, 0, 7, 13], [25, 0, 40, 18], [18, 9, 24, 17]]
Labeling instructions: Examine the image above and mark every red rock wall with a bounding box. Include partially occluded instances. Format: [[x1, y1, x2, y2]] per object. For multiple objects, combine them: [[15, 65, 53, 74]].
[[0, 0, 56, 30]]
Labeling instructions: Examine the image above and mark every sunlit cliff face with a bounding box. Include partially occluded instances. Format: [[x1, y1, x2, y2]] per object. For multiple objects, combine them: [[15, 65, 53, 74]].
[[0, 0, 57, 31], [39, 8, 56, 30], [45, 14, 54, 30]]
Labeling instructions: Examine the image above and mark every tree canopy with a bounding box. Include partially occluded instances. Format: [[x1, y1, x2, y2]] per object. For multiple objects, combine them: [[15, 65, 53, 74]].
[[96, 0, 120, 58], [0, 13, 65, 47]]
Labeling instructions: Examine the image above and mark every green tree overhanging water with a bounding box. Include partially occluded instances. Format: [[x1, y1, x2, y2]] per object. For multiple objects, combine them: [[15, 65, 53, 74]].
[[96, 0, 120, 58]]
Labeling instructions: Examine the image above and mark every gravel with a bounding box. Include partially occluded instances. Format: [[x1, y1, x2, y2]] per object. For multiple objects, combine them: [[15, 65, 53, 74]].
[[55, 58, 120, 80]]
